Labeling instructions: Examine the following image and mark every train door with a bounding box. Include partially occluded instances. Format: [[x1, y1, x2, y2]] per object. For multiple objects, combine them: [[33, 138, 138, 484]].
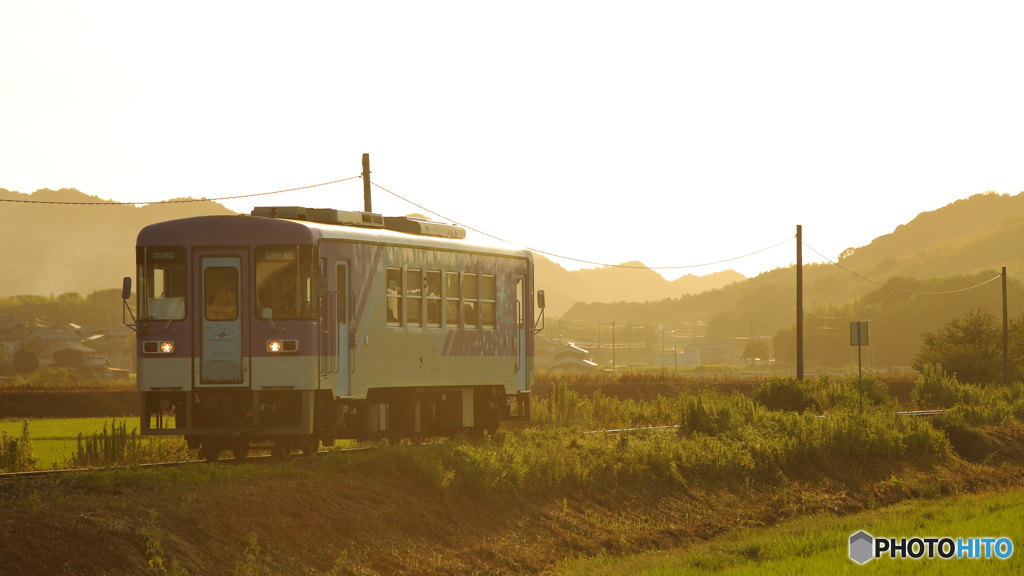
[[195, 251, 248, 387], [516, 275, 527, 391], [335, 261, 351, 396]]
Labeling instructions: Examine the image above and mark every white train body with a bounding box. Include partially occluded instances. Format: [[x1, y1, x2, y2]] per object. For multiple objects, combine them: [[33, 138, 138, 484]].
[[132, 207, 537, 456]]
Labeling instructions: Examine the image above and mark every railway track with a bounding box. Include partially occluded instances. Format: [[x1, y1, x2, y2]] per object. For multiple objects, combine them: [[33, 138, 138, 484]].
[[1, 410, 949, 481], [0, 445, 374, 481]]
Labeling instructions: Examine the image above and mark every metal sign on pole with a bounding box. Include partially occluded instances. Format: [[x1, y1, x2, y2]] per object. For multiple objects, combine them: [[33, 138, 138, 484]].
[[850, 321, 869, 413]]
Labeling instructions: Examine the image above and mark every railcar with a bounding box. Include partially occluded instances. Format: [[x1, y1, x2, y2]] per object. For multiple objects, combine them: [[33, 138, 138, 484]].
[[123, 206, 542, 460]]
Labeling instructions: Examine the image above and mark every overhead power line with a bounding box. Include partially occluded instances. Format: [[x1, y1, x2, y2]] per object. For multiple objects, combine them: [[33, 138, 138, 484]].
[[18, 173, 997, 286], [1006, 279, 1024, 298], [802, 242, 1002, 295], [371, 180, 793, 270], [524, 237, 794, 270], [0, 175, 363, 206]]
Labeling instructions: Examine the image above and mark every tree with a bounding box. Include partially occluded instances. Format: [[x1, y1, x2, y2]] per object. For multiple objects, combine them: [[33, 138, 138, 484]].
[[913, 310, 1001, 384], [1006, 315, 1024, 381], [12, 349, 38, 375], [742, 338, 770, 365]]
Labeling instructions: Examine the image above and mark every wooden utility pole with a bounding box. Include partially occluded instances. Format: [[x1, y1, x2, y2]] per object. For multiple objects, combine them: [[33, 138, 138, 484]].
[[796, 225, 804, 380], [612, 321, 616, 372], [660, 324, 665, 368], [627, 321, 632, 368], [1003, 266, 1009, 384], [362, 153, 373, 212]]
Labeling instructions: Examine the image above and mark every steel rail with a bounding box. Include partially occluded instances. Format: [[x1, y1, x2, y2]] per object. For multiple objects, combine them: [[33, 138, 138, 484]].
[[0, 445, 373, 481]]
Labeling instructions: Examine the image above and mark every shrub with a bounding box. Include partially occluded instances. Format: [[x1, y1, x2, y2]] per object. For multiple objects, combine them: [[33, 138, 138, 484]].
[[913, 364, 966, 409], [66, 419, 190, 468], [752, 377, 819, 412], [809, 374, 894, 412]]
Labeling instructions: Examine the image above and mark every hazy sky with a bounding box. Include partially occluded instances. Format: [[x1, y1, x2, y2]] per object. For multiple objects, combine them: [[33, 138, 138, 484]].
[[3, 1, 1023, 279]]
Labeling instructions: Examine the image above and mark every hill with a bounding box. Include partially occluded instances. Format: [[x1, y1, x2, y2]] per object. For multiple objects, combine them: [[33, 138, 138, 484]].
[[534, 256, 743, 316], [0, 188, 739, 311], [7, 186, 1023, 369], [0, 188, 234, 297], [562, 192, 1024, 368]]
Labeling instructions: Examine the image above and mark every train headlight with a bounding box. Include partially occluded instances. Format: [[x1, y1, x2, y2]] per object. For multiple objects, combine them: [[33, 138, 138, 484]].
[[267, 340, 298, 353], [144, 341, 175, 354]]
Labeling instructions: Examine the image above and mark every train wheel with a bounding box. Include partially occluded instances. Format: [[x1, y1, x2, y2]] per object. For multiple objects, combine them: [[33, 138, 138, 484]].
[[301, 436, 319, 456], [199, 440, 222, 462], [271, 439, 293, 458], [230, 438, 249, 460]]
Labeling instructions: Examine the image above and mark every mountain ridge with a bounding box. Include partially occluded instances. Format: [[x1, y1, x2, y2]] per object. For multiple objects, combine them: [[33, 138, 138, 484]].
[[561, 191, 1024, 367], [0, 188, 741, 309]]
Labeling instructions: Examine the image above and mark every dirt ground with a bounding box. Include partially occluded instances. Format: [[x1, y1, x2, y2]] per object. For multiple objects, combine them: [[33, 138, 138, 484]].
[[1, 447, 1022, 576]]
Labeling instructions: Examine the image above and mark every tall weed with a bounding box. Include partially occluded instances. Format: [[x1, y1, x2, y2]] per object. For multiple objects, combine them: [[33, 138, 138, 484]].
[[0, 420, 35, 472], [66, 419, 190, 468]]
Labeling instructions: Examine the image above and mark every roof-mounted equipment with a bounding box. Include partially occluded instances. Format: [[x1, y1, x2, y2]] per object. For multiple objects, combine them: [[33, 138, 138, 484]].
[[383, 216, 466, 239], [251, 206, 385, 228]]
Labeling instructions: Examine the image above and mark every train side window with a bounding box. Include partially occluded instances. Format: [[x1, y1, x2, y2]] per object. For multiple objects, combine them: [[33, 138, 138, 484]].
[[463, 273, 479, 329], [425, 270, 441, 327], [298, 245, 317, 319], [516, 277, 525, 329], [481, 274, 496, 330], [445, 272, 461, 327], [386, 268, 402, 325], [406, 269, 423, 326], [337, 265, 347, 324]]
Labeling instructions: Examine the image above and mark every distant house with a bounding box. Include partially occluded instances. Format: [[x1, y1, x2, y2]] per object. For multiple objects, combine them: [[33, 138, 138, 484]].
[[0, 317, 35, 360], [81, 332, 133, 373], [26, 327, 81, 355], [651, 347, 701, 367], [2, 319, 131, 377], [49, 341, 97, 367], [547, 342, 598, 373]]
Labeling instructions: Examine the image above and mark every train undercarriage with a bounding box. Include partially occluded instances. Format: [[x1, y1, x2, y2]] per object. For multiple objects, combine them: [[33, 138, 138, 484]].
[[141, 387, 530, 461]]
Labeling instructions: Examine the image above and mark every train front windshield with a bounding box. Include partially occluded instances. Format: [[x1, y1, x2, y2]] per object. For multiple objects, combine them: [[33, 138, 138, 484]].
[[137, 245, 317, 322], [139, 247, 187, 321], [255, 245, 317, 320]]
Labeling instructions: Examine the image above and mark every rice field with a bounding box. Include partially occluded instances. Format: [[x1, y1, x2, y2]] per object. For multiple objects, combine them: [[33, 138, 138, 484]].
[[0, 417, 136, 468]]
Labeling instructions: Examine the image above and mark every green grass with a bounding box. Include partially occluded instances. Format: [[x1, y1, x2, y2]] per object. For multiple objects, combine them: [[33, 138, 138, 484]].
[[0, 417, 144, 468], [0, 367, 135, 390], [556, 487, 1024, 575]]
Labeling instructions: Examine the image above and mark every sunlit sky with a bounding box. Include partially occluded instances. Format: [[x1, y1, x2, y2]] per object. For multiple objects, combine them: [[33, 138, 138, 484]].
[[3, 1, 1023, 280]]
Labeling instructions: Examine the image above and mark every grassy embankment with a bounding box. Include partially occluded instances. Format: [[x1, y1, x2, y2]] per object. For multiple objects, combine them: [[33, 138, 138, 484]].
[[556, 486, 1024, 575], [2, 366, 1024, 574]]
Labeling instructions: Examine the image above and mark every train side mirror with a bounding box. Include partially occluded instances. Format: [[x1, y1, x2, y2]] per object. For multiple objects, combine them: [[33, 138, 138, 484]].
[[120, 277, 137, 332], [533, 290, 546, 334]]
